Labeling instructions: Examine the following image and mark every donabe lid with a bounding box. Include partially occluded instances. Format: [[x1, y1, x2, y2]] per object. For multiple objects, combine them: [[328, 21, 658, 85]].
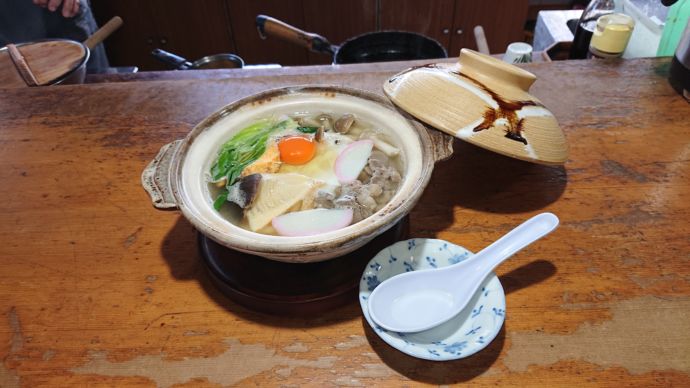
[[383, 49, 568, 165]]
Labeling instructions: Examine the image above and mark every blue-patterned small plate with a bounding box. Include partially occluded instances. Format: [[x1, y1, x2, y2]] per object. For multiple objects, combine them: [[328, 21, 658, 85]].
[[359, 238, 506, 361]]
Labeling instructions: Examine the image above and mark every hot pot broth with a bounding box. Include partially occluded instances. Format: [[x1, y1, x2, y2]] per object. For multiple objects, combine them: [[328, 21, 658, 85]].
[[207, 112, 403, 236]]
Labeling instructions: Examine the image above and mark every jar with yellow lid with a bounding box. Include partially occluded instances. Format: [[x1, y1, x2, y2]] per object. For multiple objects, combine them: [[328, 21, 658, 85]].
[[589, 13, 636, 58]]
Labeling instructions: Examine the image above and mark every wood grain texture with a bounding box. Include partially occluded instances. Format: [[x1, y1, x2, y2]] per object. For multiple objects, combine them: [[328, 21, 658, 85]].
[[451, 0, 529, 56], [0, 41, 84, 87], [0, 48, 26, 88], [0, 58, 689, 387], [6, 44, 39, 87]]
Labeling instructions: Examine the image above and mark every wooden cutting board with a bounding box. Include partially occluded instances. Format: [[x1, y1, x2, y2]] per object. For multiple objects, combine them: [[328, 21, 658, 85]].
[[0, 40, 86, 88]]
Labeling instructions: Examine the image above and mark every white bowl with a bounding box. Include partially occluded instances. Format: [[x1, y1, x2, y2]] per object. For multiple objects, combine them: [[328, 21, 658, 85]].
[[359, 238, 506, 361]]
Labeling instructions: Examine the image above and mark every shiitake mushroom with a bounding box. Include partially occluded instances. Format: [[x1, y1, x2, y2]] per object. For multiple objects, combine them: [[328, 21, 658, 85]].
[[334, 114, 355, 134]]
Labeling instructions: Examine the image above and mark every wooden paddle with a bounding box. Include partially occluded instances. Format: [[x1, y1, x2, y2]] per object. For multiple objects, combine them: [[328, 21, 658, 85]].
[[0, 16, 122, 88]]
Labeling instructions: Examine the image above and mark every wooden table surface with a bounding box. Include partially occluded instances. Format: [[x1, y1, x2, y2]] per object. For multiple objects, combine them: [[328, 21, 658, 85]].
[[1, 57, 689, 387]]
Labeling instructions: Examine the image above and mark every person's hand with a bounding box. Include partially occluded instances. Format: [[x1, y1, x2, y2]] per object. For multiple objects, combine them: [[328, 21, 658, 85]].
[[32, 0, 80, 18]]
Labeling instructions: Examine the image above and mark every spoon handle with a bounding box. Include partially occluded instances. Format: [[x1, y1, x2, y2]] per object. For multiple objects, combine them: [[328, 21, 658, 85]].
[[469, 213, 559, 274]]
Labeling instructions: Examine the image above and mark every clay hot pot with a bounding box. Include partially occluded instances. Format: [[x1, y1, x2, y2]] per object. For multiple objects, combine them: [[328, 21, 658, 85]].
[[142, 86, 453, 263]]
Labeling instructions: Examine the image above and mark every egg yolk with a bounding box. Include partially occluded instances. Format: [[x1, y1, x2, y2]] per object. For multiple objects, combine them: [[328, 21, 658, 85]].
[[278, 136, 316, 165]]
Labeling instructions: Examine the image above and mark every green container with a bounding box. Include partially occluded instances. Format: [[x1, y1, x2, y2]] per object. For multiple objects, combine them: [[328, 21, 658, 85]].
[[658, 0, 690, 56]]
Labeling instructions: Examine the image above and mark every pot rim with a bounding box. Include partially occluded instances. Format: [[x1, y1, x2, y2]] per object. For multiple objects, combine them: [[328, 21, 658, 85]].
[[333, 31, 448, 65], [192, 53, 245, 69], [170, 85, 436, 261]]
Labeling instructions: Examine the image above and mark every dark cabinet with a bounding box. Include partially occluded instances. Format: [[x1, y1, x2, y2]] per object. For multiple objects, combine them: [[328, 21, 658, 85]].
[[92, 0, 236, 70], [301, 0, 377, 65], [379, 0, 455, 53], [450, 0, 529, 56], [227, 0, 308, 66], [227, 0, 376, 66], [92, 0, 528, 70], [380, 0, 528, 58]]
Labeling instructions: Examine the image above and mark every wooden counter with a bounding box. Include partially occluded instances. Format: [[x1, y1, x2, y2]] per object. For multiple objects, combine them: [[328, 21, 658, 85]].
[[1, 58, 689, 386]]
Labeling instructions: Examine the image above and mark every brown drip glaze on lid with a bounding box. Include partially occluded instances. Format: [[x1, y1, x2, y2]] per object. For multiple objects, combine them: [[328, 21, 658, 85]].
[[388, 64, 542, 145], [458, 69, 540, 145], [383, 49, 567, 165]]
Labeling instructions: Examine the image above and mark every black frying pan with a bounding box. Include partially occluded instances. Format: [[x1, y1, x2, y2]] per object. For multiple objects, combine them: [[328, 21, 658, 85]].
[[255, 15, 447, 64]]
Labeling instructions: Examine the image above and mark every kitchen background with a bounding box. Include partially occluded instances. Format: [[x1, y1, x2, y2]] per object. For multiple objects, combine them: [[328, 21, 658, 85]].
[[91, 0, 580, 70]]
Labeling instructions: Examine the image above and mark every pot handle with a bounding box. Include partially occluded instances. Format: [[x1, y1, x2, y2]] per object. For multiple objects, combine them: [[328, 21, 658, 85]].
[[141, 140, 183, 209], [151, 48, 192, 70], [84, 16, 123, 50], [428, 128, 455, 162], [256, 14, 335, 55]]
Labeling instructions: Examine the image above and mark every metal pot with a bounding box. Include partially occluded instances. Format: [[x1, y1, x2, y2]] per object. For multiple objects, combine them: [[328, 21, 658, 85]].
[[51, 42, 89, 85], [151, 48, 244, 70], [255, 15, 447, 64], [141, 86, 452, 263]]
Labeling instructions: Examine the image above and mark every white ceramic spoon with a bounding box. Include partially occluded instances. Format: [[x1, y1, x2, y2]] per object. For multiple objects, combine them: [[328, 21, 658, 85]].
[[367, 212, 559, 333]]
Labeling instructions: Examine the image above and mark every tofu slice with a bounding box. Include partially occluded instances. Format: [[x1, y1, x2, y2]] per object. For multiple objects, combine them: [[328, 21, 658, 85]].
[[241, 142, 281, 177]]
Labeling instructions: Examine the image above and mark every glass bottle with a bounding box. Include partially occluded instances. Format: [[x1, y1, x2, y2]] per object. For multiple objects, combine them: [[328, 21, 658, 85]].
[[569, 0, 616, 59], [588, 13, 635, 58]]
